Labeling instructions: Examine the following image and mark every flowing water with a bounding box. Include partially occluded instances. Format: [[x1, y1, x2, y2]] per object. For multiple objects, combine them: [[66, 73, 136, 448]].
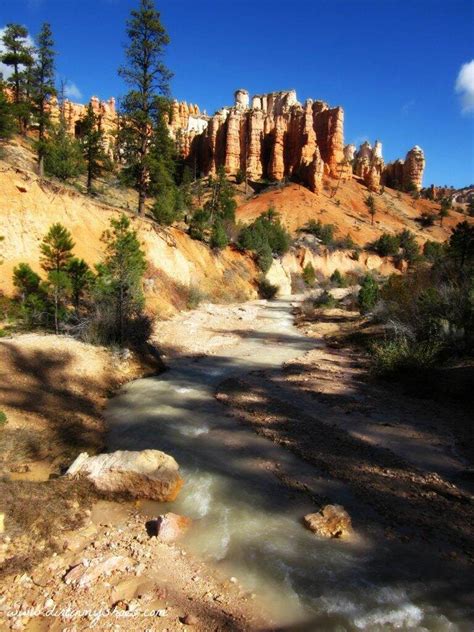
[[106, 299, 473, 631]]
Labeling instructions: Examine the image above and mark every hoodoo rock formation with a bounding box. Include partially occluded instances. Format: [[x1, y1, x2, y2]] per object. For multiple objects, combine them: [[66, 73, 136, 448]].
[[351, 140, 385, 191], [167, 88, 425, 193], [382, 145, 426, 191], [4, 82, 425, 193], [166, 89, 346, 193], [47, 95, 119, 157], [345, 140, 425, 192]]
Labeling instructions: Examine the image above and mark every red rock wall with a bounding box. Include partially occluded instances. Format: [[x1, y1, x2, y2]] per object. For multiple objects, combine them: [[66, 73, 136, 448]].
[[169, 90, 346, 193]]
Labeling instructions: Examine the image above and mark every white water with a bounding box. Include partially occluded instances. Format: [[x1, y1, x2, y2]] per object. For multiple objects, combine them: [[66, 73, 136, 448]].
[[106, 299, 473, 630]]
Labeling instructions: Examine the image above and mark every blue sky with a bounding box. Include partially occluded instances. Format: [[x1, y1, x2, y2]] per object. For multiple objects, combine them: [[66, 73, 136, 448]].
[[0, 0, 473, 187]]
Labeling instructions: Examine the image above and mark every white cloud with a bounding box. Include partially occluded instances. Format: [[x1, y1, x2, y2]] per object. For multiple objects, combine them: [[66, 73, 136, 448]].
[[64, 81, 82, 100], [455, 60, 474, 114], [0, 26, 35, 80]]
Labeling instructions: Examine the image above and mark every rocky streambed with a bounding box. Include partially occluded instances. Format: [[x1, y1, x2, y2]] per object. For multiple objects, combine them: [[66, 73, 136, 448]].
[[104, 298, 474, 631]]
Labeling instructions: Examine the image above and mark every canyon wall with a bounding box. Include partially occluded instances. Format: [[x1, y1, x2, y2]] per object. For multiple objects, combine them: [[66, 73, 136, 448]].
[[167, 89, 346, 192]]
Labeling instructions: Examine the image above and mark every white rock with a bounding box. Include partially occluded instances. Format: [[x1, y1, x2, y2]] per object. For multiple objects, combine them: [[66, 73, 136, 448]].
[[66, 450, 183, 501]]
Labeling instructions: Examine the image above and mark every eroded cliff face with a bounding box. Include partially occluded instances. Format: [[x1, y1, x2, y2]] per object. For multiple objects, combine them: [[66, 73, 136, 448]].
[[381, 146, 425, 191], [46, 96, 119, 157], [351, 140, 385, 191], [347, 140, 425, 192], [167, 89, 345, 193]]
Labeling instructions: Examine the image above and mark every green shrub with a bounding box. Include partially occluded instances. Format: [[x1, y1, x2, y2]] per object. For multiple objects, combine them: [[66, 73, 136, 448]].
[[188, 208, 211, 242], [0, 410, 7, 426], [300, 219, 335, 246], [257, 277, 279, 299], [43, 125, 85, 181], [358, 274, 379, 313], [371, 233, 400, 256], [187, 285, 205, 309], [238, 208, 290, 272], [210, 219, 229, 250], [330, 269, 348, 287], [256, 243, 273, 273], [371, 337, 443, 376], [398, 229, 420, 264], [420, 212, 436, 227], [334, 234, 356, 250], [302, 262, 316, 287], [423, 240, 444, 262], [314, 290, 337, 309]]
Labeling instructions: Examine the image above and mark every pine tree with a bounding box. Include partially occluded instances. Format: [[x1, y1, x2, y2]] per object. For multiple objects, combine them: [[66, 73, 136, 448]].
[[118, 0, 172, 215], [439, 198, 451, 226], [79, 103, 105, 194], [66, 257, 93, 312], [149, 97, 180, 224], [12, 262, 48, 327], [206, 166, 237, 223], [1, 24, 34, 133], [31, 23, 56, 176], [0, 82, 15, 138], [43, 118, 85, 181], [97, 214, 147, 344], [40, 223, 75, 333], [365, 194, 376, 225], [210, 219, 229, 250], [449, 221, 474, 269], [358, 274, 379, 313]]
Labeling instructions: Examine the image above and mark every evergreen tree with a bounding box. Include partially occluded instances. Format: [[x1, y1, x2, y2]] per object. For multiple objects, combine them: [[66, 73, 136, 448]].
[[468, 198, 474, 217], [40, 223, 75, 333], [358, 274, 379, 314], [0, 82, 15, 138], [1, 24, 34, 133], [210, 219, 229, 250], [439, 198, 451, 226], [149, 98, 180, 224], [96, 214, 147, 344], [118, 0, 172, 215], [13, 262, 42, 301], [12, 262, 48, 327], [31, 23, 56, 176], [66, 257, 93, 312], [448, 221, 474, 269], [79, 103, 105, 194], [398, 229, 420, 265], [365, 194, 376, 225], [180, 165, 194, 210], [43, 116, 85, 181], [206, 166, 237, 223], [302, 262, 316, 287]]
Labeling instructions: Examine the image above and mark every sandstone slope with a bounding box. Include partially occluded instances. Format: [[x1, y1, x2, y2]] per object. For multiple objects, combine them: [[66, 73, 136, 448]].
[[236, 178, 466, 246], [0, 160, 257, 316]]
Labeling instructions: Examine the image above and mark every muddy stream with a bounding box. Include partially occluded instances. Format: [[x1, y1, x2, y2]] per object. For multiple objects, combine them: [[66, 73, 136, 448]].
[[106, 299, 472, 631]]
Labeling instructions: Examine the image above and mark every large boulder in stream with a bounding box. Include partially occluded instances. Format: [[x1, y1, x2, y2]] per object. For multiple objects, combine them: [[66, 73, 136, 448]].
[[66, 449, 184, 501], [303, 504, 352, 539]]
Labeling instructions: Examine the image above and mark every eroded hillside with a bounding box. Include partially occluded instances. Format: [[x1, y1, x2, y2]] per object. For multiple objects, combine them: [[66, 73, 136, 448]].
[[236, 178, 466, 245], [0, 155, 257, 316]]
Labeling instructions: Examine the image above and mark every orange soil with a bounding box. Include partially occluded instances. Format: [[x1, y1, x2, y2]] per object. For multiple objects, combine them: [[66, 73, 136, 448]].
[[236, 177, 469, 247]]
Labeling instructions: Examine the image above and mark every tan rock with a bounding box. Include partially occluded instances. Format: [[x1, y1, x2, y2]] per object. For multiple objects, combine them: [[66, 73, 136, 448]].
[[64, 555, 132, 588], [382, 146, 425, 191], [303, 504, 352, 539], [154, 512, 192, 542], [66, 449, 184, 501], [403, 145, 425, 191]]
